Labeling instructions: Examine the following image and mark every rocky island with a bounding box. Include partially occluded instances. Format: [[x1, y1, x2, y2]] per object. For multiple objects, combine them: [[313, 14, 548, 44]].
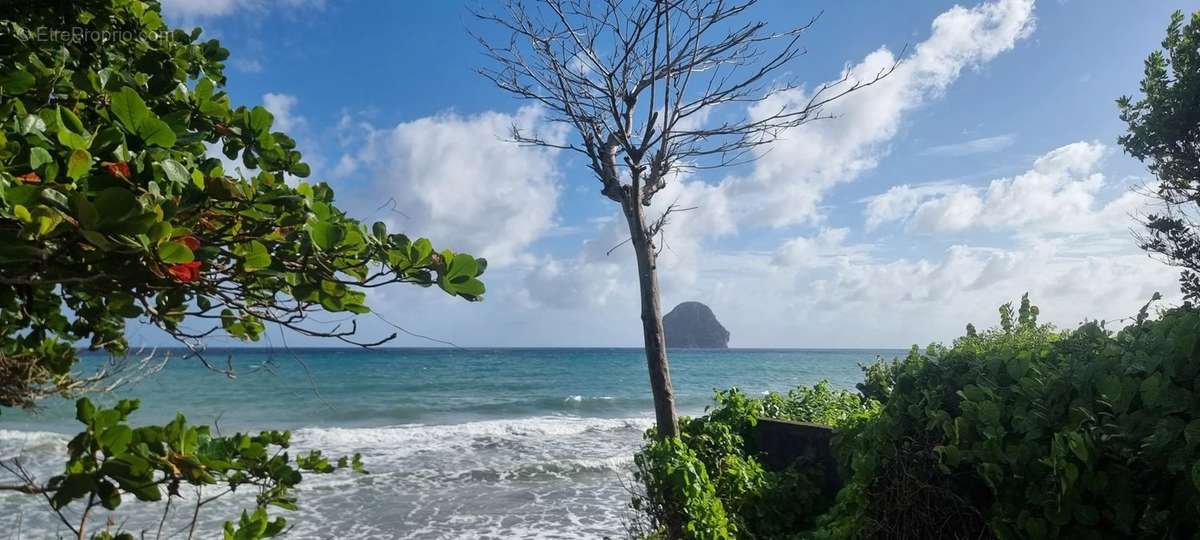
[[663, 301, 730, 348]]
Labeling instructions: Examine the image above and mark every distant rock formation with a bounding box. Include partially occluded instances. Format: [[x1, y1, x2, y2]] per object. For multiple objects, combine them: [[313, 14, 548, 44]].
[[663, 301, 730, 348]]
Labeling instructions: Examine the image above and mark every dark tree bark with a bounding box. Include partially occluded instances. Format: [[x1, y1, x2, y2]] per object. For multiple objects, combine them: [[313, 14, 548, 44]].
[[625, 193, 679, 437]]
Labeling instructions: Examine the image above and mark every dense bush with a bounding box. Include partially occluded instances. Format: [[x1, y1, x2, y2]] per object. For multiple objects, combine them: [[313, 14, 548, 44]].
[[825, 295, 1200, 539], [632, 436, 733, 540], [631, 383, 878, 539], [633, 295, 1200, 540]]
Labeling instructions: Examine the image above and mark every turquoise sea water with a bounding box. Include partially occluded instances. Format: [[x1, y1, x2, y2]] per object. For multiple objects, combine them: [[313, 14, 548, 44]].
[[0, 348, 899, 538]]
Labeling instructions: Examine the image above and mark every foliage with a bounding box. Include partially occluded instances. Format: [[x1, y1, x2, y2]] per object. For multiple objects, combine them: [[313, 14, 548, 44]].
[[0, 0, 486, 409], [821, 295, 1200, 539], [0, 1, 485, 537], [761, 384, 880, 431], [632, 383, 878, 539], [633, 436, 734, 540], [1, 397, 365, 539], [855, 356, 899, 403], [1117, 9, 1200, 300], [635, 295, 1200, 540]]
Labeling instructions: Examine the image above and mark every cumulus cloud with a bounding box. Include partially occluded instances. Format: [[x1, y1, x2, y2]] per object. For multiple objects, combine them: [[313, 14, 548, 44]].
[[677, 234, 1176, 347], [864, 142, 1148, 235], [521, 255, 631, 310], [721, 0, 1036, 228], [773, 228, 870, 269], [909, 187, 988, 233], [864, 183, 965, 231], [353, 107, 566, 265]]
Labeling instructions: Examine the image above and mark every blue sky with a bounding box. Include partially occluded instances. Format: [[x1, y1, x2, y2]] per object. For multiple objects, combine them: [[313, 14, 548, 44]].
[[141, 0, 1191, 348]]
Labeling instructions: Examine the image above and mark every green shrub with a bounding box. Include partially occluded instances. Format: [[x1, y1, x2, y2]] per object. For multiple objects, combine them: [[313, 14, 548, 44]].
[[632, 436, 734, 540], [635, 296, 1200, 540], [632, 383, 877, 539], [856, 356, 900, 403], [824, 295, 1200, 539]]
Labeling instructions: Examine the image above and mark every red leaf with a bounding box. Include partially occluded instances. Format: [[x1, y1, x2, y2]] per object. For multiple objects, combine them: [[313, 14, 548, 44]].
[[105, 161, 131, 179], [179, 235, 201, 251], [167, 261, 202, 282]]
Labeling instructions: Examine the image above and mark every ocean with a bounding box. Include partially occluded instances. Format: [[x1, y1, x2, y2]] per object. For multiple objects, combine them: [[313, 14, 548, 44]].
[[0, 348, 898, 539]]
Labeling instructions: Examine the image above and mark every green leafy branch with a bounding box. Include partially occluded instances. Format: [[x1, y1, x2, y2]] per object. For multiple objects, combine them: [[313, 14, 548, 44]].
[[1, 397, 365, 540], [0, 0, 486, 408]]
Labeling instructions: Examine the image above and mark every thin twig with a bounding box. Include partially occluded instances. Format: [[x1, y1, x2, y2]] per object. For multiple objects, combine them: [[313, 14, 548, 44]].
[[0, 459, 76, 537], [155, 493, 172, 540], [371, 312, 466, 350], [606, 236, 633, 256], [186, 486, 202, 540]]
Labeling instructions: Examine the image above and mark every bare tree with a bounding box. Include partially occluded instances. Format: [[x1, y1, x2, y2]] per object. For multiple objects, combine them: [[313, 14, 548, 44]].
[[475, 0, 895, 438]]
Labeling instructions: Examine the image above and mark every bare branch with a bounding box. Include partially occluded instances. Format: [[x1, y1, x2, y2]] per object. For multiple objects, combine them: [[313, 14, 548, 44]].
[[606, 236, 634, 256], [0, 348, 166, 409], [474, 0, 899, 229]]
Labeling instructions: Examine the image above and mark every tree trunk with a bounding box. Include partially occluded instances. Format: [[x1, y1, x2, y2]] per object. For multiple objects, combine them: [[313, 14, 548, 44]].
[[624, 200, 679, 439]]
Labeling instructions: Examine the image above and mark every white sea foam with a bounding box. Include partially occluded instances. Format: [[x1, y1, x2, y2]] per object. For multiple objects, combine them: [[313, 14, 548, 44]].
[[563, 394, 616, 402], [283, 415, 649, 538], [293, 415, 650, 454], [0, 429, 68, 460], [1, 417, 652, 538]]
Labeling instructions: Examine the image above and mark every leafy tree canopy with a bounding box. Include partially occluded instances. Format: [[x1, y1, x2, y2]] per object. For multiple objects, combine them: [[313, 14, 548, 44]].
[[0, 0, 487, 409], [1118, 9, 1200, 299]]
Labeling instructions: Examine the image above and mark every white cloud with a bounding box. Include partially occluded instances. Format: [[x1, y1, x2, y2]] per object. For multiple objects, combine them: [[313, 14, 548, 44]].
[[773, 228, 869, 269], [644, 176, 737, 286], [353, 107, 566, 266], [920, 134, 1016, 157], [232, 58, 264, 73], [720, 0, 1036, 228], [262, 93, 301, 132], [864, 183, 964, 231], [864, 142, 1148, 235], [161, 0, 240, 18], [910, 187, 987, 233], [361, 220, 1178, 348], [672, 235, 1176, 347]]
